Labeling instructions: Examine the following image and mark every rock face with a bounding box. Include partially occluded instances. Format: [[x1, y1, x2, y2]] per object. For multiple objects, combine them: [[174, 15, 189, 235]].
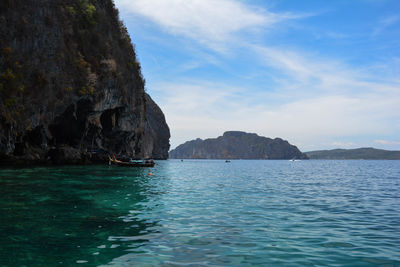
[[0, 0, 169, 164], [169, 131, 308, 159], [142, 94, 170, 159]]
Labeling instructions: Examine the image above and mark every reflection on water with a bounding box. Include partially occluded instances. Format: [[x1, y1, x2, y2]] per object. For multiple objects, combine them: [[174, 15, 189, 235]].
[[0, 160, 400, 266]]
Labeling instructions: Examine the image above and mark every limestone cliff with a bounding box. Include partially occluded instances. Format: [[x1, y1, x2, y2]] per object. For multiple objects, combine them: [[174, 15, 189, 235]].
[[169, 131, 308, 159], [142, 94, 170, 159], [0, 0, 170, 164]]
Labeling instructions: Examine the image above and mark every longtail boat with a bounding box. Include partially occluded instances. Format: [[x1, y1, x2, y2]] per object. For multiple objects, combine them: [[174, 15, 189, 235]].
[[108, 155, 155, 167]]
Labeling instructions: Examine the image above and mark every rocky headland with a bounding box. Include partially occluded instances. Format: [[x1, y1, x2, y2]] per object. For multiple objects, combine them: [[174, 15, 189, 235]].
[[0, 0, 170, 165], [169, 131, 308, 159]]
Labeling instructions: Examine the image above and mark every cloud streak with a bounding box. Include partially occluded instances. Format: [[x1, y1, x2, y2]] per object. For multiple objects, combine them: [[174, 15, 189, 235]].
[[374, 140, 400, 146], [372, 15, 399, 36], [115, 0, 299, 52]]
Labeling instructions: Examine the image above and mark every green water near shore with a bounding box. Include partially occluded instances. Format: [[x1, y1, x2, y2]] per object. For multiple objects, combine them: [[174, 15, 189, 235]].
[[0, 160, 399, 266]]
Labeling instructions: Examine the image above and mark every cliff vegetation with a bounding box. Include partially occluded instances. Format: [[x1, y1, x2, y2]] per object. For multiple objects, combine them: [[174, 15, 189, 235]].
[[0, 0, 170, 164]]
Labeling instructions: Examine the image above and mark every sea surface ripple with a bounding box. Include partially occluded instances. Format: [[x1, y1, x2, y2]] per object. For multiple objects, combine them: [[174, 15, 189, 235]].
[[0, 160, 399, 266]]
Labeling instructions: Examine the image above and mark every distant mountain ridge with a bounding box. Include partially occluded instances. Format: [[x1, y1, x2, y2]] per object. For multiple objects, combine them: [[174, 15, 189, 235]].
[[169, 131, 308, 159], [305, 148, 400, 160]]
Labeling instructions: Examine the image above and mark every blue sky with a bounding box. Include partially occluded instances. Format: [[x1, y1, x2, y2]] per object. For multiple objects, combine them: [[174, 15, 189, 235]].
[[114, 0, 400, 151]]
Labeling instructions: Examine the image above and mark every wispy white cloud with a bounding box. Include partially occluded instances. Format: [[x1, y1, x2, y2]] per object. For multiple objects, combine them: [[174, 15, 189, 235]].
[[254, 45, 362, 90], [372, 15, 399, 36], [374, 140, 400, 146], [115, 0, 300, 52], [253, 45, 400, 98], [324, 31, 348, 39]]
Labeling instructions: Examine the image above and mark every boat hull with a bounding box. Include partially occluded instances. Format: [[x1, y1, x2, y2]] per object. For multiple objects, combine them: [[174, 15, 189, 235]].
[[109, 158, 155, 167]]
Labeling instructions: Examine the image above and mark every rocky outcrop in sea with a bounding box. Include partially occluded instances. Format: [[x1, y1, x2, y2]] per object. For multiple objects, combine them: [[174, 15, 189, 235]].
[[0, 0, 170, 164], [169, 131, 308, 160]]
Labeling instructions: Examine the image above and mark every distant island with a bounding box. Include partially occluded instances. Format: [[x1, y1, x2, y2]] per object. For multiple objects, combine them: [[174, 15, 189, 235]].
[[169, 131, 308, 159], [305, 148, 400, 160]]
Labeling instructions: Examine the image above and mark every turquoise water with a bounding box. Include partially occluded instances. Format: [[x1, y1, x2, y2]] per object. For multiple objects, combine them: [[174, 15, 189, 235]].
[[0, 160, 399, 266]]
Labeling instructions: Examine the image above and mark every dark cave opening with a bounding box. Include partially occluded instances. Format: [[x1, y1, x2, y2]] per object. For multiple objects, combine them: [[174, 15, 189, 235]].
[[100, 109, 114, 133]]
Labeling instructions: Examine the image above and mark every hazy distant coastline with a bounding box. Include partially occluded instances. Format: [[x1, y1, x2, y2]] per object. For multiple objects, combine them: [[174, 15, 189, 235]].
[[305, 148, 400, 160]]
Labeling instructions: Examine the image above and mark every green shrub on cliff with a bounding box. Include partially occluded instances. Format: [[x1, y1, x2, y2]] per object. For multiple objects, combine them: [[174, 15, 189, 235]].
[[4, 97, 15, 107], [78, 86, 87, 95], [87, 86, 94, 95], [67, 0, 97, 26], [66, 6, 77, 16], [1, 68, 15, 82], [82, 1, 96, 24], [77, 86, 95, 96]]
